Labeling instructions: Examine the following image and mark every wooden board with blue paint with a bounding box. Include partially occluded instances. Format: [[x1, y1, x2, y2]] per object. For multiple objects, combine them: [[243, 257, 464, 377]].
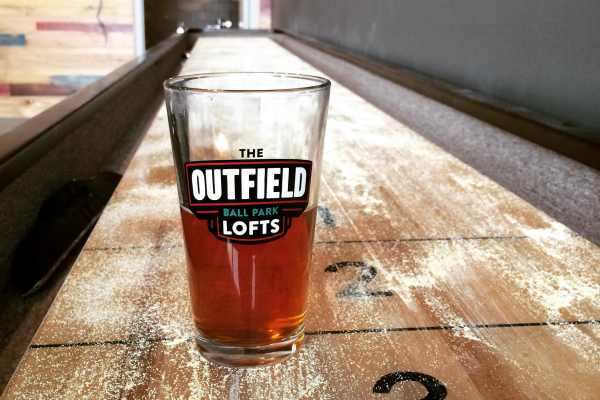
[[3, 36, 600, 399], [0, 0, 134, 119], [0, 34, 25, 47]]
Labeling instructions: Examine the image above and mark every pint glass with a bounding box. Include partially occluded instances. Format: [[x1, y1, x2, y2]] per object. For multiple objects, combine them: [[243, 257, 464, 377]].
[[164, 72, 330, 366]]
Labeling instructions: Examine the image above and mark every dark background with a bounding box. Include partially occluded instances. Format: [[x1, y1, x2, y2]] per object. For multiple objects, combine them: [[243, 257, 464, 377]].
[[145, 0, 239, 47], [273, 0, 600, 135]]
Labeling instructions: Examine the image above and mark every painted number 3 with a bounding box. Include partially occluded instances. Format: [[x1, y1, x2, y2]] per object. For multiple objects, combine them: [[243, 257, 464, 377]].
[[325, 261, 393, 297], [373, 371, 447, 399]]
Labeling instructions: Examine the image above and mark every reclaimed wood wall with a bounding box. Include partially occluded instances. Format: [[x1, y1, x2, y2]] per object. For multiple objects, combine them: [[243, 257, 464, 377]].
[[0, 0, 134, 119]]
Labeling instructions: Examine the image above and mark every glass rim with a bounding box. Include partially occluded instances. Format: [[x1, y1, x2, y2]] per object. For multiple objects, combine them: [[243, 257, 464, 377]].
[[164, 72, 331, 94]]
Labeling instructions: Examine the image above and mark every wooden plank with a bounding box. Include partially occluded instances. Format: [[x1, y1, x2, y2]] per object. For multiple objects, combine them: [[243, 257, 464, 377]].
[[36, 21, 132, 33], [23, 31, 134, 50], [31, 234, 600, 345], [0, 6, 132, 20], [307, 238, 600, 331], [3, 345, 128, 399], [2, 46, 133, 58], [1, 78, 103, 99], [0, 96, 63, 118], [0, 16, 134, 33], [2, 48, 131, 83], [31, 246, 193, 345], [0, 0, 132, 13], [7, 325, 600, 399], [0, 33, 25, 46]]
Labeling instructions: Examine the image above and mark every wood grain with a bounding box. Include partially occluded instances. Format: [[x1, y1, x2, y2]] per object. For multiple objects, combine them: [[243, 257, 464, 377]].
[[0, 16, 133, 33], [0, 0, 133, 17], [36, 21, 132, 33], [4, 36, 599, 399], [3, 345, 128, 399], [30, 235, 599, 345], [7, 325, 600, 399], [0, 34, 25, 47], [0, 96, 63, 118], [0, 0, 133, 118], [2, 48, 131, 83], [23, 31, 133, 50]]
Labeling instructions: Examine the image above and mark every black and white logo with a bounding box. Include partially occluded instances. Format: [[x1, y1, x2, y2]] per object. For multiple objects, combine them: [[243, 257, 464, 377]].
[[185, 159, 312, 243]]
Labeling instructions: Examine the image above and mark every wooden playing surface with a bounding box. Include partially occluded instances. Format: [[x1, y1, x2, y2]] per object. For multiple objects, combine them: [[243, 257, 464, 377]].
[[4, 36, 600, 399]]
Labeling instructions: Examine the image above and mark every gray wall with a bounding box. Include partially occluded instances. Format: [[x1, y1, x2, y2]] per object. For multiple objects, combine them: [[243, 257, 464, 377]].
[[273, 0, 600, 133]]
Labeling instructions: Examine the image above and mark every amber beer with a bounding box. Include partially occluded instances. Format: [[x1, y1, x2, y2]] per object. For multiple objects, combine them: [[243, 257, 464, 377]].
[[164, 72, 330, 366], [181, 206, 316, 348]]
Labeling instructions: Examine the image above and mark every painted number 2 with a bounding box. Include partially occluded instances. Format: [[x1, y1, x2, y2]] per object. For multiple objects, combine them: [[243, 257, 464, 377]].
[[373, 371, 447, 399], [325, 261, 393, 298]]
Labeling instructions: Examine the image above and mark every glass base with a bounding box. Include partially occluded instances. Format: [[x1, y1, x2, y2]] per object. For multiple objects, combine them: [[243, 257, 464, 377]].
[[194, 330, 304, 367]]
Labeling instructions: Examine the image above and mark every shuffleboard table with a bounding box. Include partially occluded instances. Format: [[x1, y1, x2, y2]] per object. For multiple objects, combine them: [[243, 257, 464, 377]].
[[3, 34, 599, 399]]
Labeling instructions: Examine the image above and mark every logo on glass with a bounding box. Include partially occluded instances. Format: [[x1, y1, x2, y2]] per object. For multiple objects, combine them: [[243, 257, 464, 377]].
[[184, 159, 312, 243]]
